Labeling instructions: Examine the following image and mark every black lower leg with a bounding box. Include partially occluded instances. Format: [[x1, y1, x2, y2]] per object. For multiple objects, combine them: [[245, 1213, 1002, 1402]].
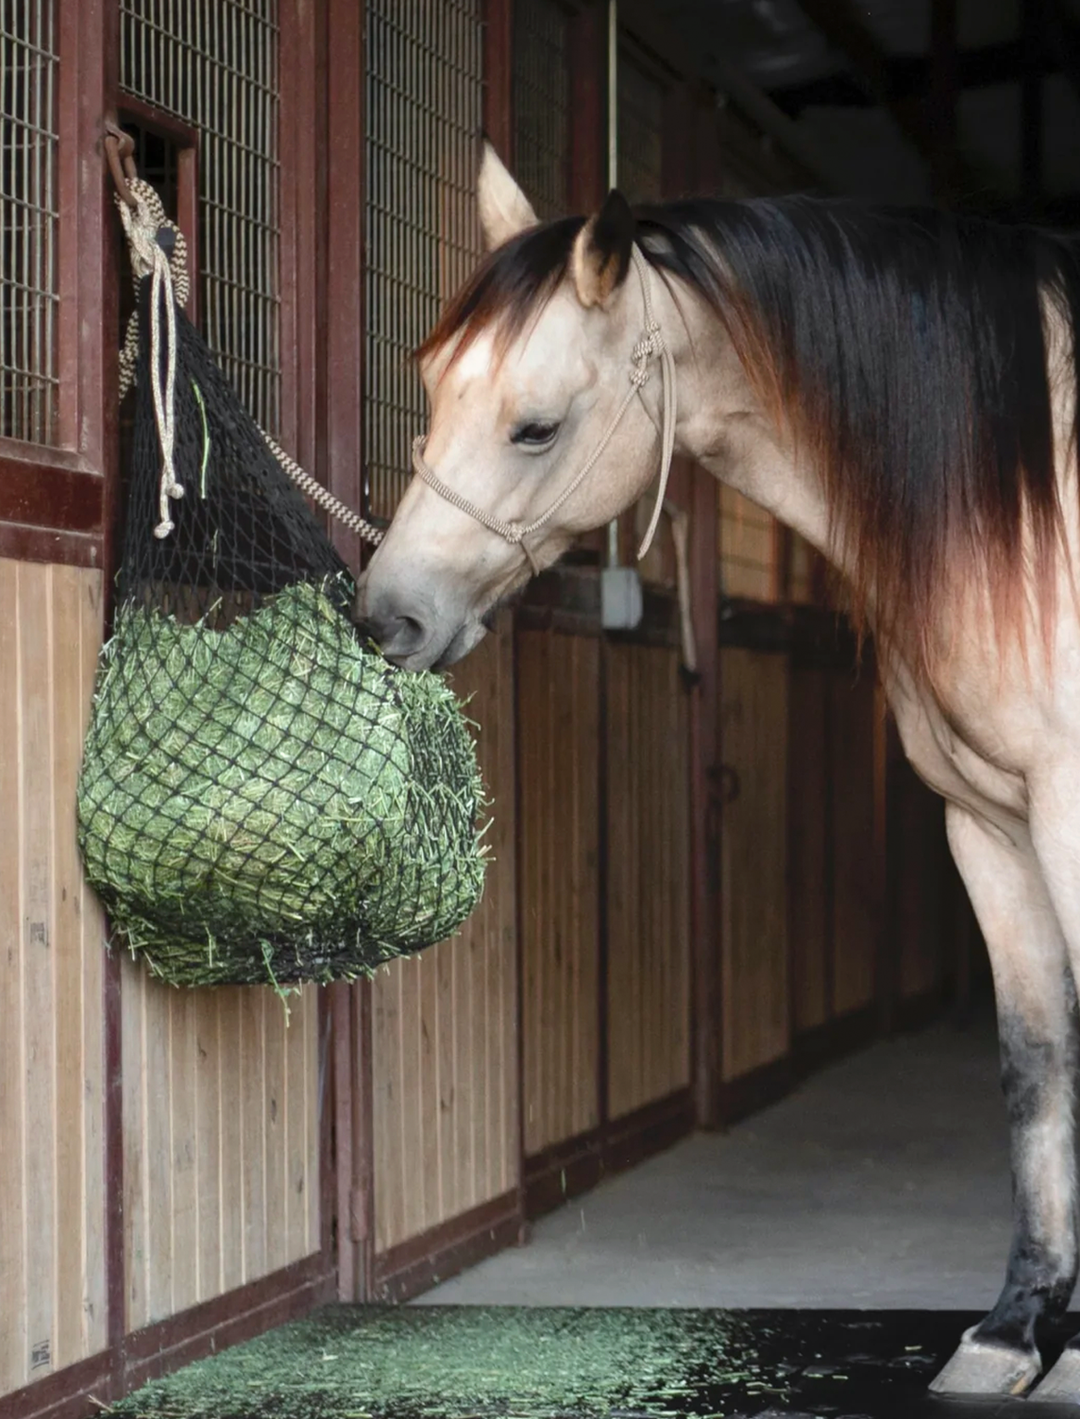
[[974, 1005, 1079, 1355]]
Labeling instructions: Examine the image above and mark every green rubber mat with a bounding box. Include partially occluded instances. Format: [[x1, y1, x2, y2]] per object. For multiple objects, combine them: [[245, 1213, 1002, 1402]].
[[106, 1304, 1079, 1418]]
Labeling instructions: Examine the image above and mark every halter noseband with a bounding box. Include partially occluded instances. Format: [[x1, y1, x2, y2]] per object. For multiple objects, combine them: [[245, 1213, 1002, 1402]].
[[411, 244, 677, 576]]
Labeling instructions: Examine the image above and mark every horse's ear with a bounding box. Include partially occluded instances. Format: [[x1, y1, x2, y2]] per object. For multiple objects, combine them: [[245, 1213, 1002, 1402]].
[[477, 139, 538, 249], [571, 190, 635, 309]]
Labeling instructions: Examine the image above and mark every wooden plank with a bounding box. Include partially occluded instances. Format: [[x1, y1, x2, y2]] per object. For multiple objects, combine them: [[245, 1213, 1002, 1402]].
[[170, 990, 199, 1313], [239, 987, 266, 1282], [263, 991, 289, 1275], [719, 647, 791, 1080], [121, 956, 148, 1333], [216, 988, 245, 1292], [789, 664, 831, 1034], [77, 567, 107, 1359], [0, 557, 26, 1392], [19, 562, 58, 1382], [284, 988, 311, 1264], [50, 565, 87, 1371], [195, 993, 223, 1300], [144, 980, 174, 1323]]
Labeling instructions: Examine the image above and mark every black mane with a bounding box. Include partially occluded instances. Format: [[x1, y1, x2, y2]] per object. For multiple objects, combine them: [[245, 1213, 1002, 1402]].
[[423, 196, 1080, 672]]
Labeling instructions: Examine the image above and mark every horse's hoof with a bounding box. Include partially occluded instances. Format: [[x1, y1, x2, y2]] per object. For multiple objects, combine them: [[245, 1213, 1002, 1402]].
[[928, 1325, 1041, 1396], [1030, 1346, 1080, 1403]]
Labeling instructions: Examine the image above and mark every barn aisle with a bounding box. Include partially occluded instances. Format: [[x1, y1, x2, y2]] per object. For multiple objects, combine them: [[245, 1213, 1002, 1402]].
[[424, 1014, 1013, 1309]]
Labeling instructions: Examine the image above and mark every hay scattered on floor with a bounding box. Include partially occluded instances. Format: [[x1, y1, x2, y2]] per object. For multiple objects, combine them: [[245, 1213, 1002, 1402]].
[[78, 581, 487, 987], [106, 1305, 781, 1418]]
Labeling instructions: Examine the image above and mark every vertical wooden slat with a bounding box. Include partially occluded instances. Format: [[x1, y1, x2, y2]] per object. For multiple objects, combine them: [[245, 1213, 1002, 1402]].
[[789, 663, 831, 1034], [51, 566, 87, 1368], [78, 568, 107, 1358], [0, 559, 26, 1391], [170, 991, 198, 1313], [20, 563, 57, 1378], [195, 995, 222, 1301], [719, 646, 791, 1080], [263, 993, 288, 1275], [216, 989, 244, 1293], [239, 989, 266, 1282]]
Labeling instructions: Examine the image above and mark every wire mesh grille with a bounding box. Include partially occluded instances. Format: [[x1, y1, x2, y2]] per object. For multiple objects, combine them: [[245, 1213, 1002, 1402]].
[[363, 0, 483, 522], [617, 49, 664, 205], [512, 0, 570, 220], [0, 0, 58, 444], [119, 0, 281, 434]]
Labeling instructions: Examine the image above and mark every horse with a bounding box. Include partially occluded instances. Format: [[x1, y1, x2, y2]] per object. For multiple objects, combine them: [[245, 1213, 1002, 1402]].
[[357, 142, 1080, 1403]]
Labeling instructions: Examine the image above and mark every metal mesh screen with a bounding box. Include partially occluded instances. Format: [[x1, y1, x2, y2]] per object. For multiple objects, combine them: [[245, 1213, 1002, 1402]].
[[363, 0, 483, 522], [0, 0, 58, 445], [512, 0, 570, 220], [617, 49, 664, 205], [119, 0, 281, 434]]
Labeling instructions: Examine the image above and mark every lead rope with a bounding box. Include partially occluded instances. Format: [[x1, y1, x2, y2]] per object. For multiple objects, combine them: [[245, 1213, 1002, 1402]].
[[412, 243, 677, 572], [114, 175, 384, 547]]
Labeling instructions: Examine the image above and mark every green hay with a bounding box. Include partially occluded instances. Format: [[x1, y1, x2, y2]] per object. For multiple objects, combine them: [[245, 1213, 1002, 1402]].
[[77, 581, 487, 987], [106, 1305, 782, 1418]]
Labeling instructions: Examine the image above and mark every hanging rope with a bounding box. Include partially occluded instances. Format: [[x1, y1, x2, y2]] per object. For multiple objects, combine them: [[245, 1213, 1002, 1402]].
[[111, 161, 384, 547]]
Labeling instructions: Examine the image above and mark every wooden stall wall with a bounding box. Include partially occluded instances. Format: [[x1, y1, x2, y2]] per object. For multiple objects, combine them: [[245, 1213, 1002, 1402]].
[[370, 622, 520, 1300], [604, 641, 692, 1122], [120, 976, 320, 1330], [0, 560, 108, 1395], [517, 580, 695, 1215], [518, 625, 602, 1168], [717, 641, 792, 1097]]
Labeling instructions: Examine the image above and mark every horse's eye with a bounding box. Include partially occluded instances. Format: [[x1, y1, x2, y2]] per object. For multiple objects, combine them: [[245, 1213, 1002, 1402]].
[[511, 420, 559, 448]]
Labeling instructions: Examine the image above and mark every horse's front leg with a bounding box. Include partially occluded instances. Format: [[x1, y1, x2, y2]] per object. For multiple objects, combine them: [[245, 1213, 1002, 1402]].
[[930, 804, 1078, 1399]]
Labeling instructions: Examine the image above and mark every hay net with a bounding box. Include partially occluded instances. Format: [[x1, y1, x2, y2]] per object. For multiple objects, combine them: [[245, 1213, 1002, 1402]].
[[77, 188, 486, 989]]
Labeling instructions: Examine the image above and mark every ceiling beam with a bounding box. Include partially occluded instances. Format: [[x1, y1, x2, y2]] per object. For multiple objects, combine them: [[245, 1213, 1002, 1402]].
[[794, 0, 999, 203], [770, 41, 1035, 117]]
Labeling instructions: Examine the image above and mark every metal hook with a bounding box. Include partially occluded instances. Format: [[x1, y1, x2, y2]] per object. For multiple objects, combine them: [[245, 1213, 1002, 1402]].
[[104, 118, 138, 209]]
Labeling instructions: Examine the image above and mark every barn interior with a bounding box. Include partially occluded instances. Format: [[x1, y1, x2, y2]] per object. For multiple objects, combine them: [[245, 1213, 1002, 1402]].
[[4, 2, 1080, 1418]]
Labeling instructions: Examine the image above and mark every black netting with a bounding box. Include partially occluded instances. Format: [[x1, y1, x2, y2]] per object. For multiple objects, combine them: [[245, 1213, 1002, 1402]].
[[77, 276, 487, 988]]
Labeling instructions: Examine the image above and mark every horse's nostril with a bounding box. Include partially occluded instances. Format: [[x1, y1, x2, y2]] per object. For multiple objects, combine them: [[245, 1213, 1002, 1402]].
[[399, 615, 423, 642]]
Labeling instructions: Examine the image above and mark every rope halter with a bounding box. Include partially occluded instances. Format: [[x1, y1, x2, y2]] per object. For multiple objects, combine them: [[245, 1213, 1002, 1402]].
[[412, 243, 678, 576], [117, 179, 188, 539]]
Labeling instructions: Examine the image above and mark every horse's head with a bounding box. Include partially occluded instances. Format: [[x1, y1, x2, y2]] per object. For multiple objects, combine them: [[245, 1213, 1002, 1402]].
[[356, 144, 675, 670]]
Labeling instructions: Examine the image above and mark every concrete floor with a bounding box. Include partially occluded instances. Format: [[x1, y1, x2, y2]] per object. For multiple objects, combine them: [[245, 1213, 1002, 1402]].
[[424, 1012, 1017, 1310]]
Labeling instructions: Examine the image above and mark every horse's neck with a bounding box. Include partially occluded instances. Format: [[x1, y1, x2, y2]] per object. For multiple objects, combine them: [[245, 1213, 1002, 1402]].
[[665, 289, 835, 565]]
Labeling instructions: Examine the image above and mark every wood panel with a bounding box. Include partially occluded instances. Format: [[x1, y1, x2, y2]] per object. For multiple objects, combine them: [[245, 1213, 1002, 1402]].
[[0, 558, 108, 1395], [605, 642, 691, 1120], [788, 663, 831, 1034], [372, 622, 518, 1254], [718, 646, 791, 1081], [830, 672, 882, 1016], [121, 975, 320, 1332], [518, 627, 601, 1156]]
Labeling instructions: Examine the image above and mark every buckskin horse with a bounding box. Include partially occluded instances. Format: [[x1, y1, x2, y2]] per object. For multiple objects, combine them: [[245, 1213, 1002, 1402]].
[[358, 143, 1080, 1402]]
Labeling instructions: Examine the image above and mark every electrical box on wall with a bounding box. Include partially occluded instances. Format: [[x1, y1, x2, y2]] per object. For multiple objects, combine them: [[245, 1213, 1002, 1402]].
[[601, 564, 644, 630]]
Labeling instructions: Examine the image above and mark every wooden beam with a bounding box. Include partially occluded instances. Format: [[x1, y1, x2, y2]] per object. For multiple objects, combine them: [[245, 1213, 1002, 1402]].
[[795, 0, 985, 202]]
